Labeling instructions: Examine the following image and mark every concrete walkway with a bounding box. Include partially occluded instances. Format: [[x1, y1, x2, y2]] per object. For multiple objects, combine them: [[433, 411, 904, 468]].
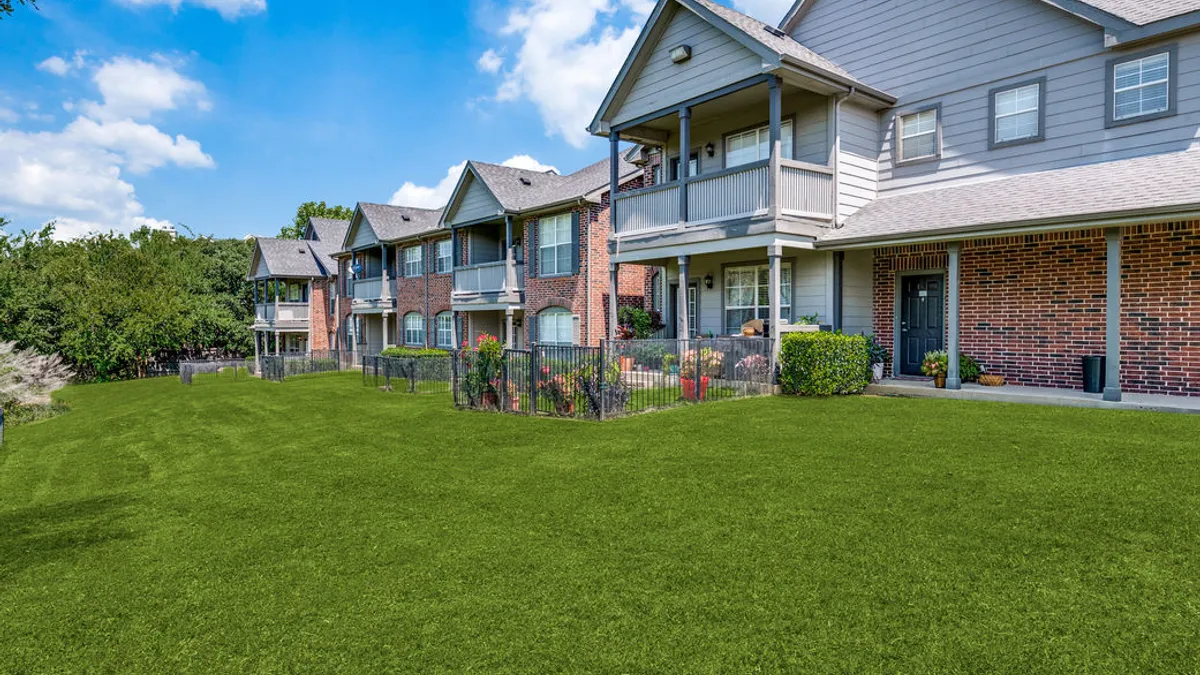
[[867, 379, 1200, 415]]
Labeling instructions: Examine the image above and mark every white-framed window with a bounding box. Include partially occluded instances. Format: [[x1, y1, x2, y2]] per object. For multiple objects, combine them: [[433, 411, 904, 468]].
[[404, 313, 425, 346], [724, 264, 792, 333], [403, 246, 423, 278], [436, 240, 452, 274], [538, 213, 573, 277], [725, 119, 794, 168], [1113, 51, 1171, 121], [687, 284, 698, 338], [898, 108, 939, 162], [435, 312, 454, 349], [538, 307, 575, 346], [993, 81, 1041, 145]]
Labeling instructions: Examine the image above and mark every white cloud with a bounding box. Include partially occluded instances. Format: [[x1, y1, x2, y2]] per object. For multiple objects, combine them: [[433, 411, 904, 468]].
[[731, 0, 794, 23], [482, 0, 651, 148], [114, 0, 266, 20], [477, 49, 504, 74], [82, 55, 210, 122], [390, 155, 559, 209], [0, 108, 18, 124], [38, 56, 71, 76], [0, 55, 214, 239]]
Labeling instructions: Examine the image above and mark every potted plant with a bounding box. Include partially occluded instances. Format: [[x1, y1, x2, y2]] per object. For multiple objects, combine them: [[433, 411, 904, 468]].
[[922, 350, 949, 388], [680, 347, 724, 401], [867, 334, 888, 382], [538, 369, 576, 416], [506, 380, 522, 411], [661, 353, 678, 376], [475, 333, 503, 408]]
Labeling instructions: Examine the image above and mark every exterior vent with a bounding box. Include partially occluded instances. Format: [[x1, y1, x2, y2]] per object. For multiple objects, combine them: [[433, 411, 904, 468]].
[[520, 177, 532, 186], [763, 25, 787, 38], [402, 215, 411, 221]]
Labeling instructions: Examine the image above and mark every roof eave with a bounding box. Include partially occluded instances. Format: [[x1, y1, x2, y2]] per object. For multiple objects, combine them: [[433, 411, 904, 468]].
[[1109, 10, 1200, 46], [777, 57, 895, 105]]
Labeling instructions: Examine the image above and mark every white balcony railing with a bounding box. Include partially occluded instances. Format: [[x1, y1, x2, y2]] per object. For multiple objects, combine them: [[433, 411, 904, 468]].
[[454, 261, 524, 295], [353, 277, 383, 301]]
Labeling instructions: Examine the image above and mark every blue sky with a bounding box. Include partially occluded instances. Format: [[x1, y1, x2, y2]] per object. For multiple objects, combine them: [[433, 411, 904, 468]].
[[0, 0, 792, 240]]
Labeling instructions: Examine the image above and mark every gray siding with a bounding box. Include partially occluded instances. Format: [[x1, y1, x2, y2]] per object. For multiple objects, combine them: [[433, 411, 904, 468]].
[[254, 255, 270, 279], [613, 4, 766, 127], [837, 101, 878, 221], [446, 174, 503, 226], [348, 219, 380, 250], [842, 249, 873, 336]]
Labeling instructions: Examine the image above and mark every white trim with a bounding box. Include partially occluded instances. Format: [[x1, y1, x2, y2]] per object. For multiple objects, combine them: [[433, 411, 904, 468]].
[[1113, 52, 1170, 121]]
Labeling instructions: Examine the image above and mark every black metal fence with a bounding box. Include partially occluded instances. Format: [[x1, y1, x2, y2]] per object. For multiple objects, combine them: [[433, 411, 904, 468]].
[[179, 359, 249, 385], [362, 355, 453, 394], [451, 338, 774, 420], [258, 350, 347, 382]]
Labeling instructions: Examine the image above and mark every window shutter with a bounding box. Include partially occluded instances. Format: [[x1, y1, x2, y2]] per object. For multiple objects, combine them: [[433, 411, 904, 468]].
[[530, 313, 538, 343], [570, 212, 581, 276], [572, 315, 581, 346], [528, 221, 538, 279]]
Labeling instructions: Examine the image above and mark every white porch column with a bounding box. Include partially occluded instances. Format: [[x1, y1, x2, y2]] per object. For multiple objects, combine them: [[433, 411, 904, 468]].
[[380, 244, 390, 301], [946, 241, 962, 390], [505, 307, 515, 347], [768, 75, 782, 219], [769, 245, 783, 367], [678, 107, 691, 228], [253, 330, 261, 374], [609, 263, 619, 341], [1105, 227, 1123, 402], [275, 331, 281, 355], [382, 313, 392, 350], [451, 311, 460, 350], [677, 255, 690, 338]]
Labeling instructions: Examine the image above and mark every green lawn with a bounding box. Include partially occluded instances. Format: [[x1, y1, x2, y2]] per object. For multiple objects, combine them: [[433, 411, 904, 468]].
[[2, 374, 1198, 673]]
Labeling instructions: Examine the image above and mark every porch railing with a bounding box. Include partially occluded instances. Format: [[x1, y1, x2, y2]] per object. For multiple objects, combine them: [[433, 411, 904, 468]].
[[353, 277, 383, 301], [254, 303, 309, 326], [688, 160, 770, 226], [780, 159, 835, 219], [454, 261, 523, 295], [613, 183, 680, 234]]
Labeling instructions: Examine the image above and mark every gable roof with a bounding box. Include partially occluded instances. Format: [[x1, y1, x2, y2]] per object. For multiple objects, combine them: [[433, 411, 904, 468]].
[[305, 217, 350, 244], [444, 156, 640, 225], [591, 0, 891, 135], [248, 238, 328, 280], [359, 203, 444, 241], [820, 150, 1200, 246]]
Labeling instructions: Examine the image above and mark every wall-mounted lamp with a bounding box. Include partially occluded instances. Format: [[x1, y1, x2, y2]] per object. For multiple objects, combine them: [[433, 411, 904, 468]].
[[704, 274, 714, 290], [670, 44, 692, 64], [705, 142, 715, 158]]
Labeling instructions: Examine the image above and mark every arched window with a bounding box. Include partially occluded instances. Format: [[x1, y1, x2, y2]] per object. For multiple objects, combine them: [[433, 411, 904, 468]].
[[404, 313, 425, 346], [538, 307, 575, 346], [435, 312, 454, 349]]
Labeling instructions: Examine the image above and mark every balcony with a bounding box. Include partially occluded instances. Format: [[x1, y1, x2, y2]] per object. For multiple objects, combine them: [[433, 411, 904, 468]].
[[453, 261, 524, 307], [613, 159, 834, 236], [254, 303, 310, 330], [351, 277, 396, 313]]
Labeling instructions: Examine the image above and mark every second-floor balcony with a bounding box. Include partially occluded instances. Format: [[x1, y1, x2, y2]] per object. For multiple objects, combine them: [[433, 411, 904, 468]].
[[254, 303, 310, 330], [453, 260, 524, 306], [351, 276, 397, 312]]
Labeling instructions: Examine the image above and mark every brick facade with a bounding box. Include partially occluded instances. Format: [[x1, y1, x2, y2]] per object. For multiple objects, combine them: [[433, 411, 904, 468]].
[[393, 236, 454, 347], [310, 279, 333, 351], [872, 222, 1200, 396]]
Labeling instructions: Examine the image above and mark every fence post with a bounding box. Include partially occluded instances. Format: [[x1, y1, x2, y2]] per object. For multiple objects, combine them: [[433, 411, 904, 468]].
[[529, 343, 539, 416], [501, 351, 510, 413], [695, 344, 703, 404], [598, 342, 606, 422]]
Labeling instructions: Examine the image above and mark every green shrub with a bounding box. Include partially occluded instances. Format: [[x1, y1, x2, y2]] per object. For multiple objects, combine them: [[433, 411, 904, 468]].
[[779, 332, 870, 396], [959, 354, 982, 383], [4, 401, 70, 427], [380, 347, 449, 358]]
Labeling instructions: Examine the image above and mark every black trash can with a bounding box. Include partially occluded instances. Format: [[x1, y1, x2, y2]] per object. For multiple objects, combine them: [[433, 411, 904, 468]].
[[1082, 356, 1105, 394]]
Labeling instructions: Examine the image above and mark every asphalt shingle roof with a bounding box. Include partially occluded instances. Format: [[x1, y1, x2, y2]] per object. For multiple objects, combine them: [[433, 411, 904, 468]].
[[1080, 0, 1200, 26], [358, 203, 444, 242], [307, 217, 350, 245], [470, 156, 639, 213], [253, 238, 326, 279], [823, 150, 1200, 244]]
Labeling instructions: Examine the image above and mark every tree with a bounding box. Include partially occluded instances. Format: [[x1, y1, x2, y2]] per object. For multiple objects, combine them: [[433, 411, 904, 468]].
[[279, 201, 354, 239], [0, 0, 38, 19]]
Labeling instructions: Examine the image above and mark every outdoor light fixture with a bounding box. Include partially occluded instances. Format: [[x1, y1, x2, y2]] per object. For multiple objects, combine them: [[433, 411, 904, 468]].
[[704, 274, 714, 290], [670, 44, 692, 64], [705, 142, 715, 158]]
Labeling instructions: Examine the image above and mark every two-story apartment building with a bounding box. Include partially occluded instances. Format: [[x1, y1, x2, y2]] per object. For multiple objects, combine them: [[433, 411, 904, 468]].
[[594, 0, 1200, 401], [441, 157, 653, 347], [248, 217, 349, 359]]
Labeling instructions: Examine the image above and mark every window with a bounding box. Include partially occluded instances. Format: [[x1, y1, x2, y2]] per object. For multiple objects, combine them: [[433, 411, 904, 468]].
[[724, 264, 791, 334], [1109, 49, 1174, 125], [435, 312, 454, 348], [651, 272, 662, 312], [436, 240, 453, 274], [404, 313, 425, 346], [725, 119, 794, 168], [538, 213, 573, 277], [991, 79, 1044, 147], [403, 246, 423, 278], [286, 282, 306, 303], [539, 307, 575, 346], [897, 107, 939, 163], [669, 153, 699, 181], [688, 284, 698, 338]]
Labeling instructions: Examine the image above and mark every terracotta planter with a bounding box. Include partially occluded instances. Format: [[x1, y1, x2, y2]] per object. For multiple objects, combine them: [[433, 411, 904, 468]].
[[934, 376, 947, 389], [619, 356, 634, 372], [509, 396, 521, 411], [681, 376, 710, 401]]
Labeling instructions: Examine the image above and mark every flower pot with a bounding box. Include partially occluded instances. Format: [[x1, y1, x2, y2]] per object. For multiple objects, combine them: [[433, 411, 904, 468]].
[[482, 392, 499, 409], [934, 376, 947, 389], [619, 356, 634, 372], [509, 396, 521, 412], [871, 363, 884, 383], [681, 376, 710, 401]]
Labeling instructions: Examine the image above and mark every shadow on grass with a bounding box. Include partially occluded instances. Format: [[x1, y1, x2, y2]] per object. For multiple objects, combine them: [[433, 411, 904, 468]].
[[0, 494, 138, 581]]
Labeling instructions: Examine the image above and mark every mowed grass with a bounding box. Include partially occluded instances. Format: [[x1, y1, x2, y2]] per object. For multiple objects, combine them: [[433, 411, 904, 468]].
[[1, 374, 1198, 674]]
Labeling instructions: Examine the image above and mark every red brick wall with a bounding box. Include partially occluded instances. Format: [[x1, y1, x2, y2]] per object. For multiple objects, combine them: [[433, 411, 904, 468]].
[[872, 223, 1200, 395], [311, 280, 332, 351], [391, 237, 454, 347]]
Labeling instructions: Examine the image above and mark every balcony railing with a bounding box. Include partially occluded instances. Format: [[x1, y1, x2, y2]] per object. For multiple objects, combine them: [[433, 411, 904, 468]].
[[254, 303, 309, 328], [612, 158, 835, 236], [454, 261, 524, 295], [353, 277, 383, 301]]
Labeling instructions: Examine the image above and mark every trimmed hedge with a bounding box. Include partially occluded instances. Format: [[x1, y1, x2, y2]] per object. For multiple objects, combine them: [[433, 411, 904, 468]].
[[779, 332, 870, 396], [380, 347, 449, 358]]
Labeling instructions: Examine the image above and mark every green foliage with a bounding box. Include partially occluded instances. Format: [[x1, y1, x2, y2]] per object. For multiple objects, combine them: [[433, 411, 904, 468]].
[[866, 334, 889, 366], [798, 313, 821, 326], [959, 354, 982, 383], [381, 347, 449, 358], [617, 306, 664, 340], [0, 224, 254, 381], [779, 331, 870, 396], [279, 201, 355, 239], [3, 400, 67, 426], [0, 0, 37, 19]]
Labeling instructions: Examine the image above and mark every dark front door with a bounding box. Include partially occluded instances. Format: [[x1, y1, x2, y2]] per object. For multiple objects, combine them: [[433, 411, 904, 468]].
[[900, 274, 944, 376]]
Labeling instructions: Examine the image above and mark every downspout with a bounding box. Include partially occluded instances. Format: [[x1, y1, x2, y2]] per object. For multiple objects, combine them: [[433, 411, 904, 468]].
[[831, 87, 854, 229], [583, 197, 593, 346], [424, 236, 431, 346]]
